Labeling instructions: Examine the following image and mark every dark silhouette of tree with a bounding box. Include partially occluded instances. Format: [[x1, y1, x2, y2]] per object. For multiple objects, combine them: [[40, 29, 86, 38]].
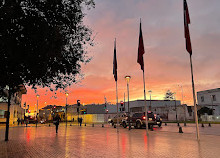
[[164, 90, 175, 100], [0, 0, 95, 141], [197, 107, 213, 117]]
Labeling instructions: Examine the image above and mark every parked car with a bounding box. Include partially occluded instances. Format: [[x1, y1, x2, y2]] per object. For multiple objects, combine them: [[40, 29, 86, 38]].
[[122, 111, 162, 129], [40, 119, 46, 124], [110, 113, 128, 126]]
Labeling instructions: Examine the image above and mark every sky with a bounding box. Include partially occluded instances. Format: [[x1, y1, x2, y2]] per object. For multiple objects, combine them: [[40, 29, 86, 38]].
[[22, 0, 220, 110]]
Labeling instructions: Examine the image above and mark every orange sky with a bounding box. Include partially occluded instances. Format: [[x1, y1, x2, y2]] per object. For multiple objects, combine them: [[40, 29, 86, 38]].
[[22, 0, 220, 110]]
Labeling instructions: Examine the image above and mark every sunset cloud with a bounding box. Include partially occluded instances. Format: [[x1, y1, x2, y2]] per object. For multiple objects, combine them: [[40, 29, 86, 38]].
[[23, 0, 220, 110]]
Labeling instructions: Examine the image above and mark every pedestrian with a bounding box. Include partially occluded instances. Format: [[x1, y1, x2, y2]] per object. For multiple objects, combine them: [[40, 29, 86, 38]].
[[25, 118, 29, 127], [79, 117, 83, 126], [17, 118, 20, 125], [73, 118, 74, 122], [54, 114, 61, 134]]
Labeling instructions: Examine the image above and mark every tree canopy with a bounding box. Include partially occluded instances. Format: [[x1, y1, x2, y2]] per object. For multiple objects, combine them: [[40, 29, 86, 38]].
[[0, 0, 95, 91], [164, 90, 175, 100]]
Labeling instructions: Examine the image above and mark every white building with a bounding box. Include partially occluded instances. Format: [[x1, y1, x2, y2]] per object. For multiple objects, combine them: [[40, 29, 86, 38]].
[[197, 88, 220, 121], [0, 85, 27, 125], [119, 100, 193, 121]]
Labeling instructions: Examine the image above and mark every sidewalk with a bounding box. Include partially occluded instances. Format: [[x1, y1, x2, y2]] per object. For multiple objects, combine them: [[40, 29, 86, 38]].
[[0, 124, 220, 158]]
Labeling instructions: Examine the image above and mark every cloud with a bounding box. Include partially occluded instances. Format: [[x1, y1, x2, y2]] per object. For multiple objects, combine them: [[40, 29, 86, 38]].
[[23, 0, 220, 109]]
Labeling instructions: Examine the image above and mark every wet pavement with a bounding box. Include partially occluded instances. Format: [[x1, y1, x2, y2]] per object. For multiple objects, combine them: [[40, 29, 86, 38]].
[[0, 123, 220, 158]]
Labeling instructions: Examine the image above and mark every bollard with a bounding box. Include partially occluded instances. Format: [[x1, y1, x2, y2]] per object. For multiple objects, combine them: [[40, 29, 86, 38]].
[[114, 125, 116, 128], [209, 123, 211, 127], [202, 123, 204, 127], [179, 127, 183, 133], [49, 124, 50, 127], [85, 123, 86, 126], [102, 124, 104, 127], [150, 125, 154, 131], [184, 122, 186, 126], [177, 122, 180, 126], [165, 123, 167, 126], [92, 123, 94, 127]]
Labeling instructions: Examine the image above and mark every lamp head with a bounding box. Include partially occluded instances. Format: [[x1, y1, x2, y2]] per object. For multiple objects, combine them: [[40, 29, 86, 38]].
[[125, 75, 131, 82], [65, 93, 69, 97]]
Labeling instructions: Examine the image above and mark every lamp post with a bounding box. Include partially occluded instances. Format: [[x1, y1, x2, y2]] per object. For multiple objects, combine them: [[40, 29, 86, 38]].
[[210, 95, 214, 115], [125, 75, 131, 130], [173, 93, 178, 123], [178, 85, 186, 126], [148, 90, 152, 111], [36, 94, 40, 127], [65, 93, 69, 127], [34, 104, 36, 119]]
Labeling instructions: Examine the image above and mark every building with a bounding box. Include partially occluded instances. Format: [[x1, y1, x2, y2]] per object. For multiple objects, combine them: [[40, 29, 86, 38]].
[[39, 105, 66, 121], [197, 88, 220, 121], [0, 85, 27, 124], [119, 100, 193, 121], [85, 104, 117, 114]]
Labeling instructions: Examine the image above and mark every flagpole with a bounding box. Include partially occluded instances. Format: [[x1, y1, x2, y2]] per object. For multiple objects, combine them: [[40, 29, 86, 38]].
[[116, 81, 119, 133], [142, 70, 149, 136], [189, 54, 200, 140]]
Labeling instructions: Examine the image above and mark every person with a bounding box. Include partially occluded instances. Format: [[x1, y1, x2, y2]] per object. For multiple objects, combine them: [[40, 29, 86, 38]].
[[25, 118, 29, 127], [79, 117, 83, 126], [73, 118, 74, 122], [17, 118, 20, 125], [54, 114, 61, 134]]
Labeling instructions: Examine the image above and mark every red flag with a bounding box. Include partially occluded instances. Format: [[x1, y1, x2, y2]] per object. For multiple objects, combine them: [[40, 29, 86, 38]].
[[137, 21, 145, 71], [113, 39, 117, 81], [184, 0, 192, 55]]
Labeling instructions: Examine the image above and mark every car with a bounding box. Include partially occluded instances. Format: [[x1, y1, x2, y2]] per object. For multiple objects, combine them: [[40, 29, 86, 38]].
[[122, 111, 162, 129], [154, 114, 162, 127], [40, 119, 46, 124], [110, 113, 128, 126]]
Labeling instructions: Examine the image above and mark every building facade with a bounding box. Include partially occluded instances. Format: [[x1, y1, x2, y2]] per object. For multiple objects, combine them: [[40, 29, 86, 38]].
[[197, 88, 220, 121], [0, 85, 27, 124], [120, 100, 192, 121]]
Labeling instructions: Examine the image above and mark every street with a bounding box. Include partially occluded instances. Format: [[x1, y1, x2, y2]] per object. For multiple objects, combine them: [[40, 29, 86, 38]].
[[0, 123, 220, 158]]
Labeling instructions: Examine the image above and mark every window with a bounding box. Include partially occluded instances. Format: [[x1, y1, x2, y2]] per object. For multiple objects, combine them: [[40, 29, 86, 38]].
[[0, 110, 6, 118], [201, 96, 204, 102], [211, 95, 216, 101]]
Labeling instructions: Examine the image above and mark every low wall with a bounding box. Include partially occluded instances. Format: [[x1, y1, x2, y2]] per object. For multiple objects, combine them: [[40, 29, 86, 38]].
[[201, 115, 220, 122], [67, 114, 117, 123]]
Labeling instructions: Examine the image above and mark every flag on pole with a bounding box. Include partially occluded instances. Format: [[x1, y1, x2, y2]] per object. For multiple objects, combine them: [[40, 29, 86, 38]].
[[184, 0, 192, 55], [113, 39, 117, 81], [137, 21, 145, 71]]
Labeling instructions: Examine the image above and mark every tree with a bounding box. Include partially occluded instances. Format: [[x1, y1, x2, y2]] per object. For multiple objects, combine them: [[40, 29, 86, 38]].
[[164, 90, 175, 100], [0, 0, 95, 141], [197, 107, 213, 117]]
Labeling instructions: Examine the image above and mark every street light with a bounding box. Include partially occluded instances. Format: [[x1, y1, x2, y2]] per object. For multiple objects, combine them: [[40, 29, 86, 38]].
[[148, 90, 152, 111], [173, 92, 178, 123], [36, 94, 40, 127], [178, 85, 186, 126], [65, 92, 69, 126], [125, 75, 131, 130], [210, 95, 214, 115]]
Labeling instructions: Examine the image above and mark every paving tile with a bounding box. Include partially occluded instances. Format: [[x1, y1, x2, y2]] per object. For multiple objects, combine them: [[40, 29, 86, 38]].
[[0, 124, 220, 158]]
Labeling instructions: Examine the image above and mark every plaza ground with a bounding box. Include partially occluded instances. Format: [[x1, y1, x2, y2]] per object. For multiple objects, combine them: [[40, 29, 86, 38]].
[[0, 123, 220, 158]]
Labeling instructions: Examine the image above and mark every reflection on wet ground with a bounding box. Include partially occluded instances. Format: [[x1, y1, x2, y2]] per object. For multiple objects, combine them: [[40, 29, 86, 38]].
[[0, 124, 219, 158]]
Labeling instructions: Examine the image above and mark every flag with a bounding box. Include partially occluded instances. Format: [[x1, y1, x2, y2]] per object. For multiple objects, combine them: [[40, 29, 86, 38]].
[[184, 0, 192, 55], [137, 21, 145, 71], [113, 39, 117, 81]]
